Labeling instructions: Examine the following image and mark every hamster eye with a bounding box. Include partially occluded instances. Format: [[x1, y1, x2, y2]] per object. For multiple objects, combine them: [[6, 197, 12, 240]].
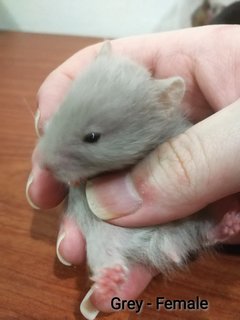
[[83, 132, 101, 143]]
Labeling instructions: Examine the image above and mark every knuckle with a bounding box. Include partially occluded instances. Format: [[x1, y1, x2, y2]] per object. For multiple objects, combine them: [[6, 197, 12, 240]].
[[165, 137, 193, 188]]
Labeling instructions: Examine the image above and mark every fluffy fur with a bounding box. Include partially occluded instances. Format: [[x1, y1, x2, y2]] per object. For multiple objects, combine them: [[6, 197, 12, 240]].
[[68, 185, 210, 275], [39, 42, 213, 277], [39, 43, 190, 183]]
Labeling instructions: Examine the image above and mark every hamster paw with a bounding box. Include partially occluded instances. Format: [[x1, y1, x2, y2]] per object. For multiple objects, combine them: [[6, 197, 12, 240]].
[[91, 265, 128, 296], [221, 211, 240, 237], [207, 210, 240, 244]]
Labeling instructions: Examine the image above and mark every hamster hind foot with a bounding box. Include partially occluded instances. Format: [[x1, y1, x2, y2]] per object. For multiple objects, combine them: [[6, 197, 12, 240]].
[[81, 263, 153, 318], [207, 210, 240, 244], [91, 264, 128, 296], [91, 264, 153, 312]]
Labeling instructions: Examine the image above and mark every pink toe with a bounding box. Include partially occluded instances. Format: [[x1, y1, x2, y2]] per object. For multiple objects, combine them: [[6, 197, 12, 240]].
[[223, 227, 228, 234], [90, 264, 153, 313]]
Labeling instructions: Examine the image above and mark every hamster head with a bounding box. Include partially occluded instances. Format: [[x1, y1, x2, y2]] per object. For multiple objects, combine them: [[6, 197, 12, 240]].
[[38, 42, 187, 184]]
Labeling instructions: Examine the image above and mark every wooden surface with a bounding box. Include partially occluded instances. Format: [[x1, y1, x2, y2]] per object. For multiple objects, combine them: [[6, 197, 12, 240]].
[[0, 31, 239, 320]]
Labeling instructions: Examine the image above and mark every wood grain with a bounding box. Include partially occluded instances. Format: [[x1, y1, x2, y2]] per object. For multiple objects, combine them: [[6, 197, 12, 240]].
[[0, 31, 239, 320]]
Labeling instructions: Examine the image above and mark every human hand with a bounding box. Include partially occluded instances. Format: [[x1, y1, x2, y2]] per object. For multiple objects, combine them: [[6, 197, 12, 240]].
[[26, 25, 240, 312]]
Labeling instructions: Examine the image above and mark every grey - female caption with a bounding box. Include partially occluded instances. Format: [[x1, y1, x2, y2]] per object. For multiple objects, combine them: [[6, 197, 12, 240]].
[[111, 296, 209, 314]]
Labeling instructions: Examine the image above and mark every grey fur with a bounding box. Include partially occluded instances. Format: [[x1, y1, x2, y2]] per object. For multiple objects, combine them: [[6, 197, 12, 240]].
[[38, 42, 212, 276], [68, 185, 210, 275], [38, 44, 190, 183]]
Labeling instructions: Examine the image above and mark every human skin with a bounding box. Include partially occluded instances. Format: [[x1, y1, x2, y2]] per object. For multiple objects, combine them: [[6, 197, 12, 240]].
[[27, 25, 240, 311]]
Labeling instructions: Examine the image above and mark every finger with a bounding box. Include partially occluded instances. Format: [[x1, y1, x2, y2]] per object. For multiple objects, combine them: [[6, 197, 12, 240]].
[[26, 147, 68, 209], [56, 215, 86, 266], [36, 71, 74, 135], [85, 99, 240, 227], [36, 47, 98, 134], [26, 166, 67, 210]]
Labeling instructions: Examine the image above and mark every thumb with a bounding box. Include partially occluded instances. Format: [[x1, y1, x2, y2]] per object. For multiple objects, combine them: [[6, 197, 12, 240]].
[[86, 99, 240, 227]]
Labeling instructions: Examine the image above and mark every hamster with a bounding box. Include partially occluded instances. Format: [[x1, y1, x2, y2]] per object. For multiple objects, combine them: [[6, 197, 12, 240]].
[[38, 42, 240, 319]]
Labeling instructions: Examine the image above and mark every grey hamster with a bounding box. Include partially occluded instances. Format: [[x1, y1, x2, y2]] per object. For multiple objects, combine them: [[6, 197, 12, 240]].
[[38, 42, 234, 312]]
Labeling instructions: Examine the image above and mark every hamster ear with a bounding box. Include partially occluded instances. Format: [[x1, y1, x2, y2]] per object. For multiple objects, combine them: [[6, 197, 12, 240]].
[[96, 41, 112, 58], [155, 76, 185, 106]]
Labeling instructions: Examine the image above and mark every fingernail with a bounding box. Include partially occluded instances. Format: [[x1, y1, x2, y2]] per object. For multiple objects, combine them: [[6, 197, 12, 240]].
[[34, 109, 41, 137], [80, 287, 99, 320], [25, 173, 40, 210], [86, 173, 142, 220], [56, 232, 72, 266]]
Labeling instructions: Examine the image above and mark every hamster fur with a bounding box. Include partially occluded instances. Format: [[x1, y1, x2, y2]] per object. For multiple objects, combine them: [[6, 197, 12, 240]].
[[39, 42, 211, 271], [38, 42, 237, 318]]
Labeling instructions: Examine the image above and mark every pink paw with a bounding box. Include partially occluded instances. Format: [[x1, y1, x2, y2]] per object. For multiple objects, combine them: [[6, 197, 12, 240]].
[[221, 211, 240, 237], [91, 265, 128, 296], [207, 211, 240, 244]]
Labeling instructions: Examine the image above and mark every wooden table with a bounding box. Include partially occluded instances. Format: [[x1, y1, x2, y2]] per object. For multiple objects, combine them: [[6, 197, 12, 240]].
[[0, 31, 239, 320]]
